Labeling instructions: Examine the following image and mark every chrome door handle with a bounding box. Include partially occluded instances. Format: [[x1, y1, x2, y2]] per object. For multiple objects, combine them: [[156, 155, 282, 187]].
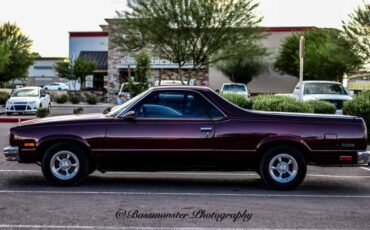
[[200, 127, 212, 132]]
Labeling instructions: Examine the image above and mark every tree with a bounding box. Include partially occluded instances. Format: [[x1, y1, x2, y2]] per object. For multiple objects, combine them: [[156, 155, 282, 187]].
[[0, 22, 37, 84], [134, 49, 151, 84], [216, 45, 266, 84], [274, 28, 362, 82], [115, 0, 265, 84], [342, 3, 370, 65], [55, 58, 96, 90], [0, 42, 10, 73], [127, 49, 151, 97]]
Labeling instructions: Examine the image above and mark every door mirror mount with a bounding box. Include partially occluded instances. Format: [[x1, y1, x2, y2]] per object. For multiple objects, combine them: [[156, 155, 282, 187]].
[[120, 110, 136, 120]]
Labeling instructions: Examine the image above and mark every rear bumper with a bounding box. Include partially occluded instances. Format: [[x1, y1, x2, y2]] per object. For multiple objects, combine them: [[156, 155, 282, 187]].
[[3, 146, 19, 161], [357, 150, 370, 164]]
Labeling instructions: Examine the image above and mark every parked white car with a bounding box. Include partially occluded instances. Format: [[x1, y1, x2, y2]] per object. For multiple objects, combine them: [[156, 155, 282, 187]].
[[292, 81, 353, 114], [220, 83, 250, 99], [5, 87, 51, 115], [43, 82, 69, 91]]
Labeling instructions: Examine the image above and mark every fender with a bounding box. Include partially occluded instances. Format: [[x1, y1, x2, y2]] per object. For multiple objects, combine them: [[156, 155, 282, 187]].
[[256, 135, 312, 152], [37, 134, 91, 150]]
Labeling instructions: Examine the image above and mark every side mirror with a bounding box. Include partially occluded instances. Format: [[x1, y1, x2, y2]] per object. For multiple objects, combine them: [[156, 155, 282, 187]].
[[120, 110, 136, 120], [215, 89, 220, 93]]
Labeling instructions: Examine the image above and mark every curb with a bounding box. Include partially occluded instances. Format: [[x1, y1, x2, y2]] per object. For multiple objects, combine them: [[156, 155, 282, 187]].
[[0, 117, 34, 123]]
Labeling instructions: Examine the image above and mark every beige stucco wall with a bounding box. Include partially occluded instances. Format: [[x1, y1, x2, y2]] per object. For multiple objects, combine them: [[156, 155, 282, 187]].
[[209, 31, 300, 94]]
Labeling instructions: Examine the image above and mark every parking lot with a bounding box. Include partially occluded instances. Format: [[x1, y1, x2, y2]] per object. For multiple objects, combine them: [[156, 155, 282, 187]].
[[0, 122, 370, 229]]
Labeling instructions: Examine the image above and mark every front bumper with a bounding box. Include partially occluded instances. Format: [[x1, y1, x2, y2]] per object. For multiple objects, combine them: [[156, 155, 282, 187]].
[[3, 146, 19, 161], [357, 150, 370, 164], [6, 102, 38, 113]]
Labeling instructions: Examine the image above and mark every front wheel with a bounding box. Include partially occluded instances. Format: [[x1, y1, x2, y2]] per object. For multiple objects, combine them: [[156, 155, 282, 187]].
[[259, 145, 306, 190], [42, 143, 89, 186]]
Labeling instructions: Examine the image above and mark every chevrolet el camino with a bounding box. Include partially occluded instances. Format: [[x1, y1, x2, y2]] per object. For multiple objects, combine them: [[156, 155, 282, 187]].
[[3, 86, 370, 190]]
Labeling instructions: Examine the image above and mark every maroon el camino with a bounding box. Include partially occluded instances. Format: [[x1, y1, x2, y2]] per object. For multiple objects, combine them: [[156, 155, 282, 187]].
[[3, 86, 370, 190]]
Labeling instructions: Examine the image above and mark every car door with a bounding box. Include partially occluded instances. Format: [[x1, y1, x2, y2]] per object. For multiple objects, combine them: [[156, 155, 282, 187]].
[[100, 90, 216, 170]]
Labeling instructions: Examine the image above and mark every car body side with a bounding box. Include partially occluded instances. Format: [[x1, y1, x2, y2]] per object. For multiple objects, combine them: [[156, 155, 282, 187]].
[[8, 87, 368, 172]]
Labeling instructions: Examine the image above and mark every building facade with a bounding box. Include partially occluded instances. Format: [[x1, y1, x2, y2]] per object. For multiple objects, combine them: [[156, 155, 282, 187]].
[[70, 19, 309, 102], [27, 57, 65, 86]]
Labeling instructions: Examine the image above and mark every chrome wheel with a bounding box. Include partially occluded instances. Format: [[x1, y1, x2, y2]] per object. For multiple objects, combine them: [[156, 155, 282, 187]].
[[268, 153, 298, 183], [50, 151, 79, 180]]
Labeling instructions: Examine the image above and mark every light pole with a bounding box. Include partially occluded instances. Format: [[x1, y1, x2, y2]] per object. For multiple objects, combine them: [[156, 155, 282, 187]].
[[299, 36, 305, 101]]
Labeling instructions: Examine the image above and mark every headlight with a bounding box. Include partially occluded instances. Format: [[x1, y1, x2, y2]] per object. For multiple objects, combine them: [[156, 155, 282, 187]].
[[29, 101, 37, 106]]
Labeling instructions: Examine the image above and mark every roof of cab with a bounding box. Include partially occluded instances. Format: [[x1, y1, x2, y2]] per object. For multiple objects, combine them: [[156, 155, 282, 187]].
[[151, 85, 212, 91]]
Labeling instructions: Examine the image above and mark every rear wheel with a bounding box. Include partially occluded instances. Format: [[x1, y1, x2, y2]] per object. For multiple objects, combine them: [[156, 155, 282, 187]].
[[259, 145, 306, 190], [6, 112, 12, 116], [42, 143, 89, 186]]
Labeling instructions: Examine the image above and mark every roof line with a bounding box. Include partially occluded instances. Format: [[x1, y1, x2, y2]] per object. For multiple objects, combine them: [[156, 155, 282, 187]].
[[69, 32, 109, 37]]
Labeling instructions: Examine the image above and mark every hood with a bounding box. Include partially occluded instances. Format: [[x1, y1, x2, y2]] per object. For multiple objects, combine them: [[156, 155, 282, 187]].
[[15, 113, 111, 127], [7, 97, 39, 103], [302, 94, 352, 101]]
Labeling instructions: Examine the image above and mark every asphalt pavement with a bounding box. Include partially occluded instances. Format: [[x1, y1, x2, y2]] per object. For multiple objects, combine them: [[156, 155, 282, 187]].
[[0, 123, 370, 229]]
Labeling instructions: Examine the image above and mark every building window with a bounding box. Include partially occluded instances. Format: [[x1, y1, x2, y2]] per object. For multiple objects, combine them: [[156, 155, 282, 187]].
[[34, 66, 53, 70]]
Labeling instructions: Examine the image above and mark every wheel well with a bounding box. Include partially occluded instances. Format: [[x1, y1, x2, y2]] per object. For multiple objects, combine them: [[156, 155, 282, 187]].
[[37, 140, 96, 169], [256, 140, 310, 165]]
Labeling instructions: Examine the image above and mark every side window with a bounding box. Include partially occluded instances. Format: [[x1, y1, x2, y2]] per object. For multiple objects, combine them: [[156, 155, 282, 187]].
[[135, 91, 211, 119]]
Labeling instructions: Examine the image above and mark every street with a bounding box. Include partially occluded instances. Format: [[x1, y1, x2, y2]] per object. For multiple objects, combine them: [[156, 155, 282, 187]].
[[0, 123, 370, 229]]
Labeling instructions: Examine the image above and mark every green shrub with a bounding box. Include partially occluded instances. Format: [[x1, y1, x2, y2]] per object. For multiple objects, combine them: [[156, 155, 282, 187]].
[[55, 94, 68, 104], [306, 100, 336, 114], [103, 107, 112, 114], [73, 107, 84, 114], [86, 95, 97, 105], [128, 80, 149, 98], [0, 92, 9, 105], [252, 95, 313, 113], [69, 96, 80, 104], [36, 108, 49, 118], [343, 91, 370, 139], [221, 93, 252, 109]]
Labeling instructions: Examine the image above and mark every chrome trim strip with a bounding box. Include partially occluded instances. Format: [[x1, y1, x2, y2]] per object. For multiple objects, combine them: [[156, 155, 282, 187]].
[[92, 149, 214, 152], [357, 150, 370, 164], [3, 146, 19, 161]]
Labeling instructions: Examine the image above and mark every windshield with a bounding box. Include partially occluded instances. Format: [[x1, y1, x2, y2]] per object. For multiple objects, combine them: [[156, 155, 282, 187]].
[[222, 84, 246, 92], [304, 83, 348, 95], [107, 90, 148, 117], [12, 88, 39, 97]]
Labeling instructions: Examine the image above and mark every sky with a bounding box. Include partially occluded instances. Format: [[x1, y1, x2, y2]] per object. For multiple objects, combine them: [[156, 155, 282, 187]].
[[0, 0, 368, 57]]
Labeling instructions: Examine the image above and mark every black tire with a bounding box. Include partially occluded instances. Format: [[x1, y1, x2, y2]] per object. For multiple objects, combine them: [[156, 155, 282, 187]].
[[41, 143, 89, 186], [88, 166, 96, 175], [44, 87, 48, 90], [259, 145, 306, 190], [6, 112, 12, 116], [47, 103, 51, 112]]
